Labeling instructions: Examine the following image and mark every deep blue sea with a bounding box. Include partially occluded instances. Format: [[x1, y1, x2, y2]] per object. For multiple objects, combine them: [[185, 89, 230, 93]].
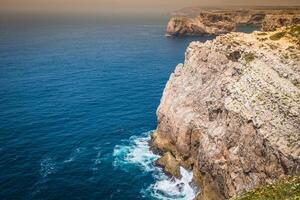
[[0, 15, 257, 200]]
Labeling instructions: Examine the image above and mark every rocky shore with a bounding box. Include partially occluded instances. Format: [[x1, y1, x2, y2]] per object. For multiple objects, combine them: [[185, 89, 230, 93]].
[[152, 26, 300, 199], [166, 8, 300, 36]]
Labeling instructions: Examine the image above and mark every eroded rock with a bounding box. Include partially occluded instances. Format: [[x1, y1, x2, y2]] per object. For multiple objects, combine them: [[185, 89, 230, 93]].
[[156, 152, 181, 178], [152, 27, 300, 199]]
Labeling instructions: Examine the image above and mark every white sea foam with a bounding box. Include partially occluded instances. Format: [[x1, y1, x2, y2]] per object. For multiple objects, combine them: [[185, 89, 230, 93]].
[[113, 131, 198, 200], [144, 167, 197, 200], [113, 131, 159, 172]]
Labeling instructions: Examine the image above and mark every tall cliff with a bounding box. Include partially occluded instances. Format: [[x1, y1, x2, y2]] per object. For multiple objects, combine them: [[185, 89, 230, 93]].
[[152, 26, 300, 199], [166, 9, 300, 36]]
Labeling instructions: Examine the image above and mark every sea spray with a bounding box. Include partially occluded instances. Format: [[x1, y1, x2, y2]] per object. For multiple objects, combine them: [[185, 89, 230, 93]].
[[113, 131, 159, 172], [113, 131, 198, 200], [143, 167, 197, 200]]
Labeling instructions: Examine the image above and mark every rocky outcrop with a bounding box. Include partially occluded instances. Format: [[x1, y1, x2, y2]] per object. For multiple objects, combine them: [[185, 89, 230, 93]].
[[166, 13, 236, 36], [155, 152, 181, 178], [166, 9, 300, 36], [152, 26, 300, 199], [262, 14, 300, 31]]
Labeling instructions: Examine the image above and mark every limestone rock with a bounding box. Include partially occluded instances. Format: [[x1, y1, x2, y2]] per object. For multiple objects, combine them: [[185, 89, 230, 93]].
[[153, 27, 300, 199], [156, 152, 181, 178]]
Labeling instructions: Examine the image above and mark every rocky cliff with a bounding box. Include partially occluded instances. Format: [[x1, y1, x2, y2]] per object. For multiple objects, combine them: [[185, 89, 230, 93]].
[[166, 9, 300, 36], [152, 26, 300, 199], [262, 14, 300, 31]]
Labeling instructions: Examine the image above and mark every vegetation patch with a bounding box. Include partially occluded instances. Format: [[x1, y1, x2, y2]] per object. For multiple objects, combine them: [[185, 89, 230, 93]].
[[257, 32, 268, 36], [289, 25, 300, 36], [258, 37, 267, 42], [270, 31, 286, 41], [233, 174, 300, 200], [288, 25, 300, 48], [244, 53, 256, 63]]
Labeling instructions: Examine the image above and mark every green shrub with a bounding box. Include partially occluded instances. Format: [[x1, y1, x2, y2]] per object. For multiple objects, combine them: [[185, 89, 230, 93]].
[[257, 32, 268, 36], [233, 174, 300, 200], [244, 53, 255, 63], [270, 32, 286, 40], [288, 26, 300, 48]]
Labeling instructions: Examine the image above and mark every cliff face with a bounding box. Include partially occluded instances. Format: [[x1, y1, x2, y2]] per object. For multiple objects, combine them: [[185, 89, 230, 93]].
[[262, 14, 300, 31], [152, 26, 300, 199], [166, 9, 300, 36], [166, 12, 236, 36]]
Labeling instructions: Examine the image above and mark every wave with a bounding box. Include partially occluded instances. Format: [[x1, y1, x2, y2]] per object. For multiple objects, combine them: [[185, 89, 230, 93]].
[[143, 167, 198, 200], [113, 131, 159, 172], [113, 131, 198, 200]]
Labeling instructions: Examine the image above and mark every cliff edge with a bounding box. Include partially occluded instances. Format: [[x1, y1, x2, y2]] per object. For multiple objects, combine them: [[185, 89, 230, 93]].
[[152, 26, 300, 199]]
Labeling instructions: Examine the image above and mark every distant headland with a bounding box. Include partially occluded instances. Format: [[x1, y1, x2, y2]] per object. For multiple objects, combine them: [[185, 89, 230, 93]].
[[165, 6, 300, 36]]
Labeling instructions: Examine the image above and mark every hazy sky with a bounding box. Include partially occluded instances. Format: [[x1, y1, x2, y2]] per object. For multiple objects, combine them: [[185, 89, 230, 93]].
[[1, 0, 300, 15]]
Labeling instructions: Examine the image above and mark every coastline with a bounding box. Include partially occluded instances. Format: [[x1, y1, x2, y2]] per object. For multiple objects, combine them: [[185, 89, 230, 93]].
[[165, 7, 300, 36]]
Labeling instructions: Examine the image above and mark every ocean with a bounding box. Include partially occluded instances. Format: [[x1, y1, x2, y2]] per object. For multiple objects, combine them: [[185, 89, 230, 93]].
[[0, 15, 256, 200]]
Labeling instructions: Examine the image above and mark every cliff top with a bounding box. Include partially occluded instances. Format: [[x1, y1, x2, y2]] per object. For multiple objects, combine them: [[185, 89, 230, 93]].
[[154, 25, 300, 199], [187, 26, 300, 158]]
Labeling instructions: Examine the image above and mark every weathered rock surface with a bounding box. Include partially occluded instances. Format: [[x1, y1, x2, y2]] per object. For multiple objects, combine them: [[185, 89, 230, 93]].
[[166, 8, 300, 36], [156, 152, 181, 178], [152, 26, 300, 199], [262, 14, 300, 31]]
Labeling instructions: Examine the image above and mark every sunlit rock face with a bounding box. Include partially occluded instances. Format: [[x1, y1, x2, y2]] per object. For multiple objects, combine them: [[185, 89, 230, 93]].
[[153, 27, 300, 199], [166, 9, 300, 36]]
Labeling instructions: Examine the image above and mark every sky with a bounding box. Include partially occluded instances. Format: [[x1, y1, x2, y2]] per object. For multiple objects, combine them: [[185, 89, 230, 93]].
[[1, 0, 300, 15]]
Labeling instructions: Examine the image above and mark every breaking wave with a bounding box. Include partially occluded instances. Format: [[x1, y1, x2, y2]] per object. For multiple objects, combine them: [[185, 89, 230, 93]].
[[113, 131, 198, 200], [142, 167, 198, 200], [113, 131, 159, 172]]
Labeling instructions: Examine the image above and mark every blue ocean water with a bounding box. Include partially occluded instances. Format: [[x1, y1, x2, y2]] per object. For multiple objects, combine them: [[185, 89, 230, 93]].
[[0, 15, 216, 200]]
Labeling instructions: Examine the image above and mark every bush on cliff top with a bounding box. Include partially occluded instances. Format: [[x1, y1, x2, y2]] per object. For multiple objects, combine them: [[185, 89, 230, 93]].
[[268, 26, 300, 49], [270, 31, 286, 41], [244, 53, 256, 63], [233, 174, 300, 200], [288, 25, 300, 48]]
